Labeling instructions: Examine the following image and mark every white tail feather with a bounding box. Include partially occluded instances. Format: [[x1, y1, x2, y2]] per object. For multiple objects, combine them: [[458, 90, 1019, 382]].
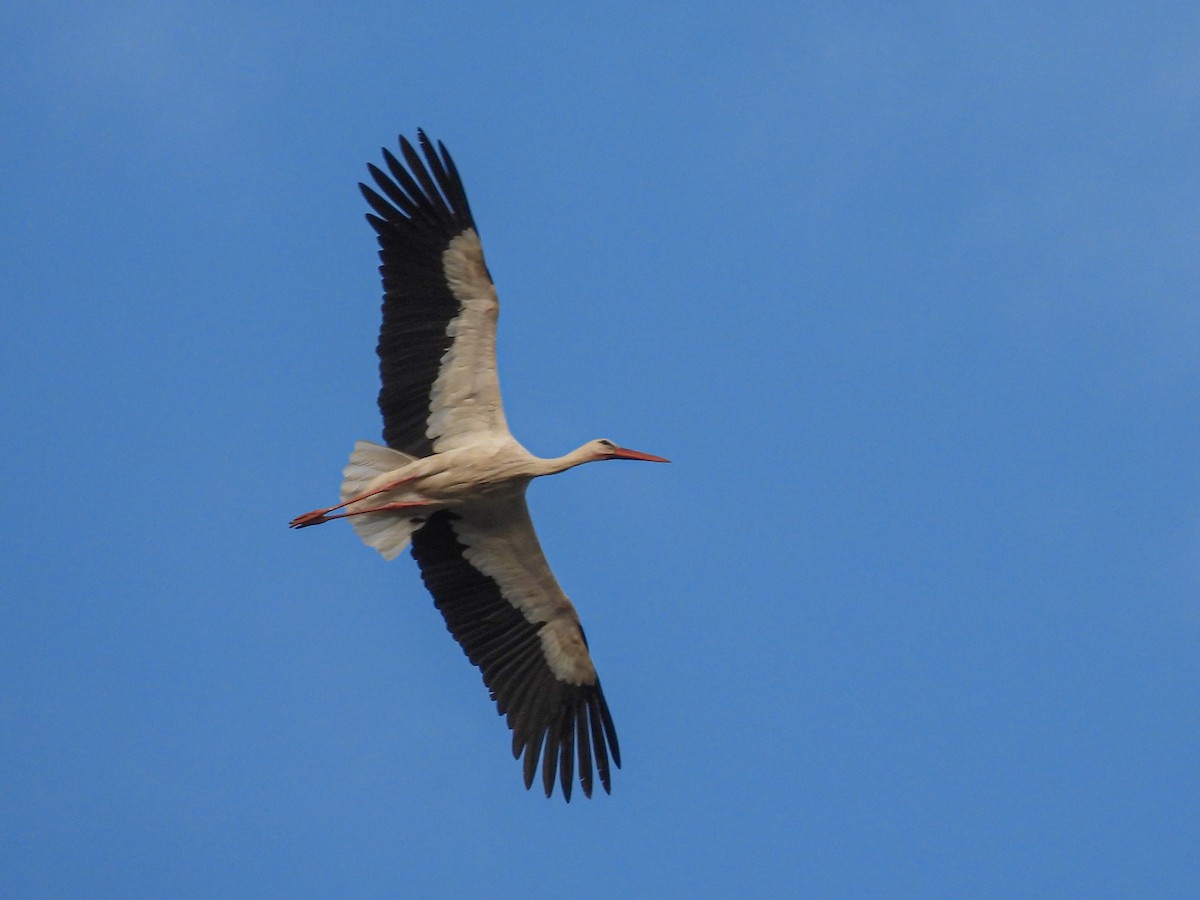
[[341, 441, 422, 561]]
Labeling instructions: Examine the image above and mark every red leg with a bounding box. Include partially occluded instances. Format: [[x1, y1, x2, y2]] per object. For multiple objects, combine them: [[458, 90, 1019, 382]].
[[289, 499, 434, 529], [289, 473, 419, 529]]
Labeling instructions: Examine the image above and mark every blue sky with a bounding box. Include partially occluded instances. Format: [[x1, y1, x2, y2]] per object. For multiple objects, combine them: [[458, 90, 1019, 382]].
[[3, 3, 1198, 897]]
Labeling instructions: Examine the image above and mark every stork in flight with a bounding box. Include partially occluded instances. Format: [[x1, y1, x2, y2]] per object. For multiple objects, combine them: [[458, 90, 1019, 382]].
[[289, 131, 668, 801]]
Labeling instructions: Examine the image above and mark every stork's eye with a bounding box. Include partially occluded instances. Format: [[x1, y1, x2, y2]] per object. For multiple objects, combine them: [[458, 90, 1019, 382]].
[[598, 440, 614, 447]]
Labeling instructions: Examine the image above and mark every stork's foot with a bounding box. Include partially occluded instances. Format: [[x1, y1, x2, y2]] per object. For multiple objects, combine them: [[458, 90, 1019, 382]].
[[289, 509, 332, 529]]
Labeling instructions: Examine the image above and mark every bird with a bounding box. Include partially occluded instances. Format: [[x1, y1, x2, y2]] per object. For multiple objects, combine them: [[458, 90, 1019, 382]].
[[289, 131, 669, 801]]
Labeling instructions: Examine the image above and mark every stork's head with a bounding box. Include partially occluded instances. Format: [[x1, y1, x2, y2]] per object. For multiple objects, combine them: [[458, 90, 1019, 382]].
[[589, 439, 670, 464]]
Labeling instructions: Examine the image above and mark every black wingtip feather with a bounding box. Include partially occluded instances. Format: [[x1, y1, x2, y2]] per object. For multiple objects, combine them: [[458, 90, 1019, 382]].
[[558, 710, 576, 800], [541, 718, 560, 799], [588, 700, 612, 793], [576, 709, 593, 799]]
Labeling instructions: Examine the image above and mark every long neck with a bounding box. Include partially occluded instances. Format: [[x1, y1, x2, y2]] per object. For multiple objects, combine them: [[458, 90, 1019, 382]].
[[536, 443, 596, 477]]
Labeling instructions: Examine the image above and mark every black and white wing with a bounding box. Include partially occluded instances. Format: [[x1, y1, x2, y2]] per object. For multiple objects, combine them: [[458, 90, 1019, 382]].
[[360, 131, 510, 457], [410, 506, 621, 801]]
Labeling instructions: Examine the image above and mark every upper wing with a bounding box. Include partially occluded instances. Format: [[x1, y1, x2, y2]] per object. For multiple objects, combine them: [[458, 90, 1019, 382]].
[[360, 132, 510, 457], [410, 505, 620, 801]]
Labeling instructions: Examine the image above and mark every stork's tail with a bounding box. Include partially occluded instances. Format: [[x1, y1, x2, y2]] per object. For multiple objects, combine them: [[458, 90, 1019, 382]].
[[341, 441, 422, 561]]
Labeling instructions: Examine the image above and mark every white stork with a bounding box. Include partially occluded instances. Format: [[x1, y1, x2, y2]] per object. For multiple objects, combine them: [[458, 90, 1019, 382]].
[[290, 131, 668, 800]]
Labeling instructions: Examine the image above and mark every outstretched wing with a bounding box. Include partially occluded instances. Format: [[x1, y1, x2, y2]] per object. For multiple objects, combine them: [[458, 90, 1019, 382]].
[[361, 131, 510, 457], [410, 505, 620, 801]]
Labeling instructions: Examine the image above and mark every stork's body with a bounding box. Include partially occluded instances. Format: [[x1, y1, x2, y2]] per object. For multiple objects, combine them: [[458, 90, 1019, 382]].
[[290, 132, 667, 801]]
